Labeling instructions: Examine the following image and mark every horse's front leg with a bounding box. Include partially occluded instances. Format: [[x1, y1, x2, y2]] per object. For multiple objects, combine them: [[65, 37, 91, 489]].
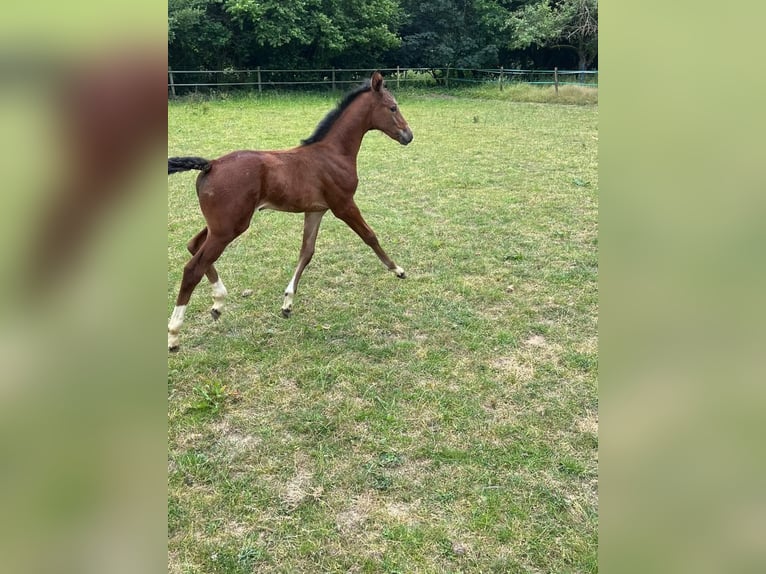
[[282, 210, 327, 317], [331, 201, 406, 278]]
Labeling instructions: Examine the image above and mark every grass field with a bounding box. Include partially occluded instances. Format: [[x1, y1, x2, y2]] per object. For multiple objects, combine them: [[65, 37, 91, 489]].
[[168, 88, 598, 573]]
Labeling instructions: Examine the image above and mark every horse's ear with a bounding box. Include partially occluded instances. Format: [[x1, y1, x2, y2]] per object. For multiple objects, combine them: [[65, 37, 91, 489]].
[[371, 71, 384, 92]]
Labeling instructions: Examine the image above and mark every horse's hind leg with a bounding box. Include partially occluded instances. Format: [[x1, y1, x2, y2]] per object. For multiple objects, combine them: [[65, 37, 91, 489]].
[[282, 210, 326, 318], [169, 233, 231, 351], [188, 227, 227, 320]]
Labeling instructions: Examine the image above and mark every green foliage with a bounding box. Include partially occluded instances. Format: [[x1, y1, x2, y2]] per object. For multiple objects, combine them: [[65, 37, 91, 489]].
[[169, 0, 233, 69], [190, 379, 228, 414], [168, 0, 598, 71], [505, 0, 559, 48], [225, 0, 311, 47], [170, 0, 405, 69], [505, 0, 598, 70], [396, 0, 501, 68]]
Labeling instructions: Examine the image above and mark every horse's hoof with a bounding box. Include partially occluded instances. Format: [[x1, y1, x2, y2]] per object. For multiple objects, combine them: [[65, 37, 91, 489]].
[[210, 308, 221, 321], [281, 308, 291, 319], [168, 332, 181, 351], [396, 271, 407, 279]]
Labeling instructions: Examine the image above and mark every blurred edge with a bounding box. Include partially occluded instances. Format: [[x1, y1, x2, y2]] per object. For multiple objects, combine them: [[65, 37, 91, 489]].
[[601, 2, 766, 573], [3, 1, 766, 573], [0, 2, 167, 574]]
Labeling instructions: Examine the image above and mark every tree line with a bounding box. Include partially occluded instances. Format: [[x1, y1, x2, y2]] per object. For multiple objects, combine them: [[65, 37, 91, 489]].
[[169, 0, 597, 73]]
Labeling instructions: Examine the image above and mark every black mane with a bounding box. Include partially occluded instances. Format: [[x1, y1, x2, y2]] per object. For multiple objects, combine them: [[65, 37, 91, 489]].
[[300, 80, 372, 146]]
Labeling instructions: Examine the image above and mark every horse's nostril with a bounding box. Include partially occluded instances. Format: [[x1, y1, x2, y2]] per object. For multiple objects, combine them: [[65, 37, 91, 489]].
[[400, 129, 413, 145]]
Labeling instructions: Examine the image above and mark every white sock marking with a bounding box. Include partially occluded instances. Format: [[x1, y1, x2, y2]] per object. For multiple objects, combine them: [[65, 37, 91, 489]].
[[282, 277, 297, 311], [211, 279, 227, 311], [168, 305, 186, 334], [168, 305, 186, 349]]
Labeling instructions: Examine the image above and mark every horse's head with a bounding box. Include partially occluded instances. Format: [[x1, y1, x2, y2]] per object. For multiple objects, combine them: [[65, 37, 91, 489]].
[[368, 71, 413, 145]]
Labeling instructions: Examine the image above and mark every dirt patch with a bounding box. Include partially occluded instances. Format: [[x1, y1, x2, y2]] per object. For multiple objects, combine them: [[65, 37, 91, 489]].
[[222, 432, 261, 458], [384, 501, 419, 525], [281, 456, 323, 511], [577, 412, 599, 435], [491, 334, 564, 380], [490, 356, 535, 382], [213, 418, 263, 463], [336, 492, 376, 533], [525, 334, 547, 347]]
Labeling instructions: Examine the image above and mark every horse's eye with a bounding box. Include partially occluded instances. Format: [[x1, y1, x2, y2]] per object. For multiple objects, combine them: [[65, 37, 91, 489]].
[[390, 105, 398, 113]]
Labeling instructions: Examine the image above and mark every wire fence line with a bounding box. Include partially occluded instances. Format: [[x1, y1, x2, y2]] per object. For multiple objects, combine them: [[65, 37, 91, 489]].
[[167, 66, 598, 96]]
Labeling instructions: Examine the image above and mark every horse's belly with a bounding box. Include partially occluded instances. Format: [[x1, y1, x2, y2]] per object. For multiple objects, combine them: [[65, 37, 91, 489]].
[[258, 186, 328, 213]]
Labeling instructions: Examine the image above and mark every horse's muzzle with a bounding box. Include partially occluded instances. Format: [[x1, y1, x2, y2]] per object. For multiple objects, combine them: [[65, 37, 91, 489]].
[[398, 128, 414, 145]]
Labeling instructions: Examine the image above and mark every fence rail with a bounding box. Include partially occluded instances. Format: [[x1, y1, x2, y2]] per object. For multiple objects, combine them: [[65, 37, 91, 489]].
[[167, 67, 598, 97]]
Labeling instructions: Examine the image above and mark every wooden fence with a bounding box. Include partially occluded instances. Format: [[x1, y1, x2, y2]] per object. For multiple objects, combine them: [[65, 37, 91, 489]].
[[167, 66, 598, 97]]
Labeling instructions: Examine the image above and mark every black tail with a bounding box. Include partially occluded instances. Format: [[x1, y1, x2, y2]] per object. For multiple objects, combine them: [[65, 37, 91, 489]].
[[168, 156, 211, 175]]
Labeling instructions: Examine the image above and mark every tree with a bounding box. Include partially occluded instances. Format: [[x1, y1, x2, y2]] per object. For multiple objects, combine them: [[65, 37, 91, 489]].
[[167, 0, 598, 77], [335, 0, 405, 68], [505, 0, 597, 71], [169, 0, 233, 69], [397, 0, 504, 71], [221, 0, 403, 68]]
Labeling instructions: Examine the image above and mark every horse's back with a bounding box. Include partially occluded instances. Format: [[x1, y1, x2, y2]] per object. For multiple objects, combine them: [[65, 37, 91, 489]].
[[199, 148, 331, 214]]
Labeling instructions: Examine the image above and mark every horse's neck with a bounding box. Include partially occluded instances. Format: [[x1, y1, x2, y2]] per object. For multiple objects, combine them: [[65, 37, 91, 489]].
[[323, 97, 371, 158]]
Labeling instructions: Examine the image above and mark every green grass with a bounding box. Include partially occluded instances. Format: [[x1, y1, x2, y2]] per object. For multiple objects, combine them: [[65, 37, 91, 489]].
[[168, 90, 598, 573], [176, 82, 597, 107], [476, 83, 598, 105]]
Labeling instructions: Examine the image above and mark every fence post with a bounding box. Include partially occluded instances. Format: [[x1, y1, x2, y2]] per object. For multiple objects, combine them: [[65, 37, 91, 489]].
[[397, 65, 400, 90], [168, 67, 176, 98], [499, 66, 504, 91], [257, 66, 262, 94], [332, 67, 336, 91], [554, 67, 559, 96], [445, 66, 450, 89]]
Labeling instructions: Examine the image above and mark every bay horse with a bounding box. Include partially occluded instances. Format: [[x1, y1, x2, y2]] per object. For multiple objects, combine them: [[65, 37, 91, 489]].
[[168, 71, 413, 351]]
